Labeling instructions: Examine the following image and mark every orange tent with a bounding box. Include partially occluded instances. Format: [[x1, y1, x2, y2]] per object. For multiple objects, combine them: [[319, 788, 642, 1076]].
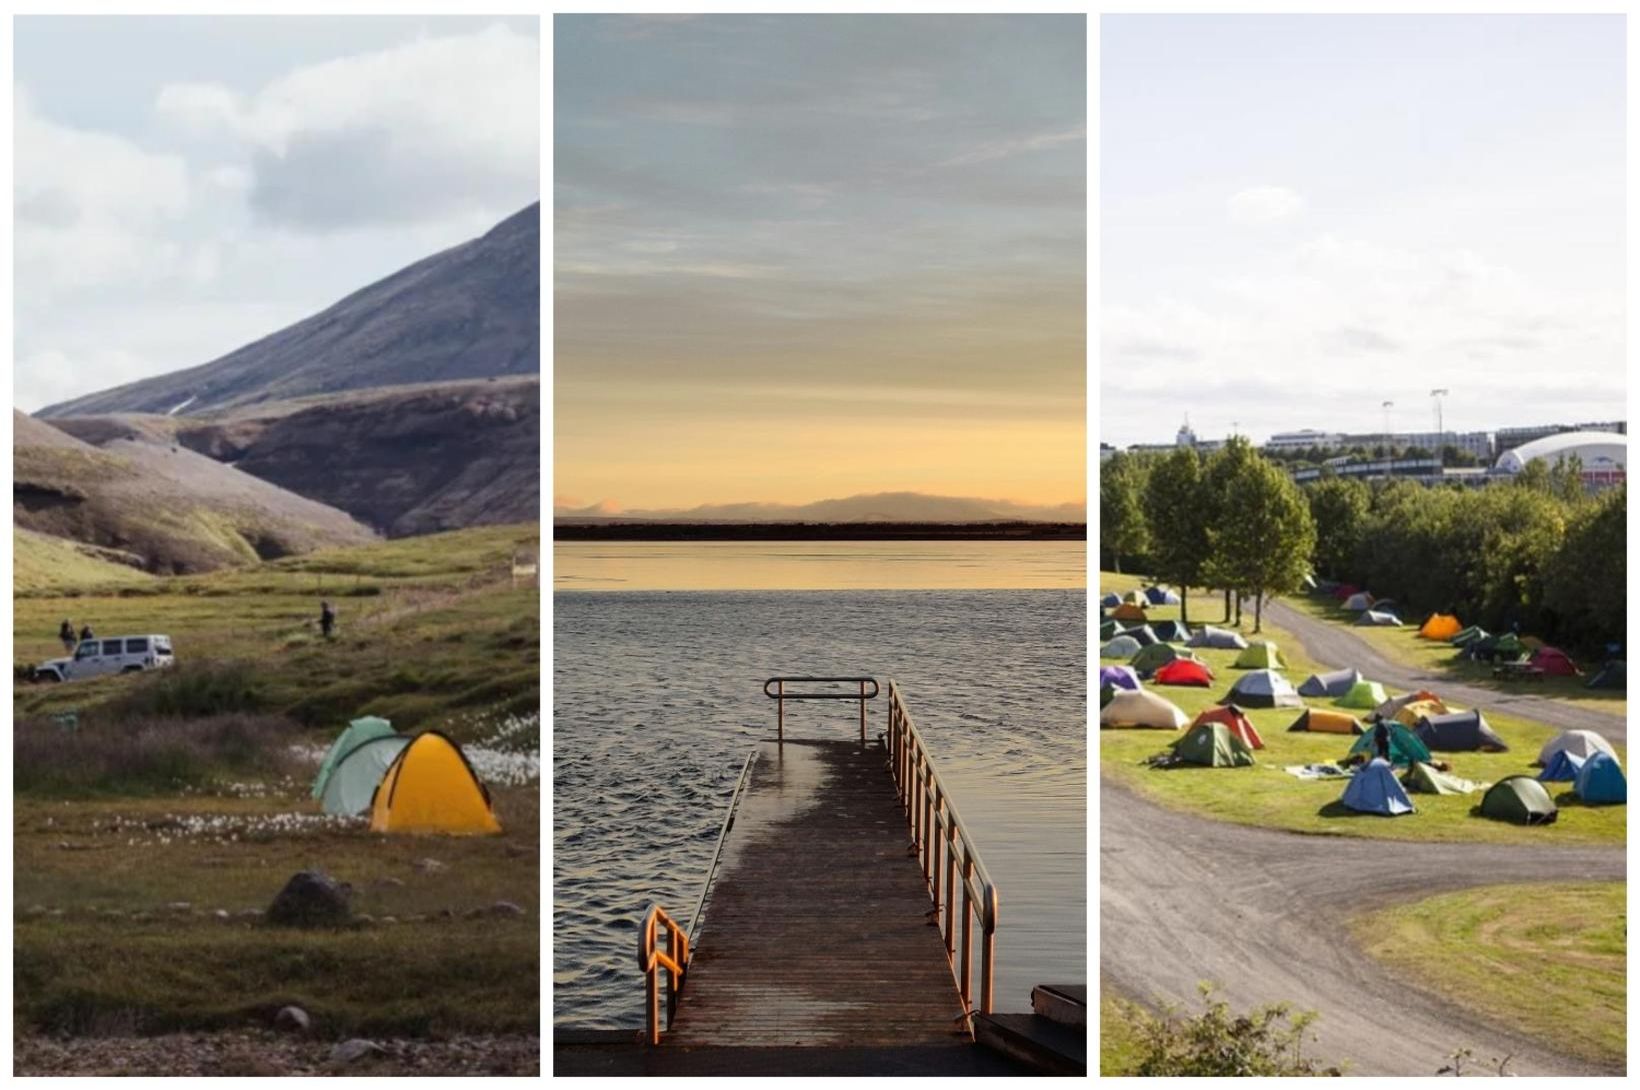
[[1111, 602, 1149, 622], [1418, 614, 1462, 640], [1192, 704, 1264, 750], [1286, 709, 1363, 735]]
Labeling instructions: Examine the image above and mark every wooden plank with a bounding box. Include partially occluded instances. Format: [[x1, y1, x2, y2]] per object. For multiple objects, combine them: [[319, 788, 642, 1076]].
[[666, 739, 968, 1048]]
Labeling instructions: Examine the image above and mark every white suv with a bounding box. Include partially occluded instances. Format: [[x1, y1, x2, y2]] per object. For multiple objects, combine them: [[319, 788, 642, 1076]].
[[35, 635, 175, 683]]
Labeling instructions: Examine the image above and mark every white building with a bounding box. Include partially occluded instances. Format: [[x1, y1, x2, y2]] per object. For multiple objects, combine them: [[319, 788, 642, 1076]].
[[1264, 429, 1345, 452], [1494, 431, 1626, 488]]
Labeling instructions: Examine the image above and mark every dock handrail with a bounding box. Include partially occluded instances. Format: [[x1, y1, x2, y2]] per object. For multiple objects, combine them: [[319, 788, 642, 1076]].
[[686, 748, 756, 949], [886, 679, 999, 1026], [764, 675, 879, 743], [637, 904, 689, 1046]]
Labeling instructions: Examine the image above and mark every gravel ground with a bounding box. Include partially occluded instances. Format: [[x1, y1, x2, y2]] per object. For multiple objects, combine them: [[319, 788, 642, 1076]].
[[13, 1032, 539, 1077], [1101, 778, 1625, 1076], [1265, 598, 1626, 743]]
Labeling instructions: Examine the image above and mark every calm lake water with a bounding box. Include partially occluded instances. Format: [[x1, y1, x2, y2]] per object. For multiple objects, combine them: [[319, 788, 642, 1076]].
[[553, 543, 1086, 1028]]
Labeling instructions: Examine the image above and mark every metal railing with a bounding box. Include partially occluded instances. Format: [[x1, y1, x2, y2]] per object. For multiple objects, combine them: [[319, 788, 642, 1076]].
[[636, 904, 689, 1046], [763, 675, 879, 743], [636, 748, 756, 1046], [886, 679, 999, 1027]]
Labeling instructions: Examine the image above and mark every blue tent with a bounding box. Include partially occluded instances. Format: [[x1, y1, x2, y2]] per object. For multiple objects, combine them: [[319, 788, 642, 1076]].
[[1100, 592, 1121, 608], [1574, 751, 1626, 805], [1340, 758, 1416, 816], [1538, 750, 1585, 783], [1143, 585, 1181, 605]]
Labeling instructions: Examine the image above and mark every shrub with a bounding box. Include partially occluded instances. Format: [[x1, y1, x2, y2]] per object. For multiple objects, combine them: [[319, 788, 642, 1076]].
[[1133, 985, 1341, 1077], [13, 714, 304, 796], [108, 661, 268, 719]]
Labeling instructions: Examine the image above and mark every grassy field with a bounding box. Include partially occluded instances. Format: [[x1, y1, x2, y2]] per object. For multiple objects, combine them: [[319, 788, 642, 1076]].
[[13, 525, 540, 1053], [1353, 882, 1625, 1067], [14, 527, 153, 594], [1279, 592, 1627, 718], [1099, 572, 1625, 845], [15, 524, 539, 733]]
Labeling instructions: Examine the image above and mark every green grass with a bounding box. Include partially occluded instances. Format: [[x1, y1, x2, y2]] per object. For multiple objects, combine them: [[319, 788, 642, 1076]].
[[1280, 592, 1627, 718], [15, 525, 540, 734], [1099, 572, 1625, 845], [1353, 882, 1625, 1067], [13, 528, 152, 594], [14, 785, 539, 1038], [13, 524, 540, 1042], [1100, 994, 1148, 1075]]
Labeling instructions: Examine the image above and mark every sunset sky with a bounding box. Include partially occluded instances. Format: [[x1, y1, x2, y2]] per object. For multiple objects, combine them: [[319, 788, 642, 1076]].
[[554, 14, 1085, 514]]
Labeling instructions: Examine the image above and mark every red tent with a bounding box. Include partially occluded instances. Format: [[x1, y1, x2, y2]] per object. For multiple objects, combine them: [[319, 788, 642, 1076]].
[[1153, 659, 1214, 687], [1331, 584, 1360, 601], [1191, 704, 1264, 750], [1529, 646, 1579, 676]]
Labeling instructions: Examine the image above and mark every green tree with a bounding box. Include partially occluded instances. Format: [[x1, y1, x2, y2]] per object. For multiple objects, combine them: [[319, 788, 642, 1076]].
[[1548, 453, 1586, 506], [1305, 476, 1370, 580], [1143, 447, 1209, 625], [1100, 453, 1150, 574], [1544, 484, 1624, 648], [1513, 457, 1552, 493], [1209, 447, 1316, 632]]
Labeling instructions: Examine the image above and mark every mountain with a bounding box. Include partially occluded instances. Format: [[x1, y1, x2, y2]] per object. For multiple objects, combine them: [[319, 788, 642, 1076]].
[[51, 379, 539, 538], [36, 204, 539, 419], [14, 410, 376, 574], [552, 491, 1086, 524]]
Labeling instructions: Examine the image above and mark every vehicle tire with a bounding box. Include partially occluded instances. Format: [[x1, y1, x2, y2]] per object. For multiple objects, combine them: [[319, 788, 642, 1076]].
[[122, 666, 143, 674], [39, 671, 61, 684]]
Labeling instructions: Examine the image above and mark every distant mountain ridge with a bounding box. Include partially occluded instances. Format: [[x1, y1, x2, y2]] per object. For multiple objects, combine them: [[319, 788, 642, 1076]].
[[37, 204, 540, 418], [553, 491, 1085, 524]]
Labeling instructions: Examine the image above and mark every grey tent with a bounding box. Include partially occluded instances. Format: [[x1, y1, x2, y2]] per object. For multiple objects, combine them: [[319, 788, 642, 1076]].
[[1220, 669, 1303, 709], [1122, 625, 1161, 648], [320, 734, 412, 815], [1187, 626, 1249, 651], [1342, 592, 1374, 611], [1101, 635, 1143, 659], [1354, 610, 1403, 627], [1412, 710, 1509, 753], [1297, 667, 1362, 698]]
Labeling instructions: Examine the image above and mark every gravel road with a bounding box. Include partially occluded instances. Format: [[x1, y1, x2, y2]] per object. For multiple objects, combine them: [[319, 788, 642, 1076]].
[[1264, 598, 1626, 744], [1101, 779, 1625, 1075]]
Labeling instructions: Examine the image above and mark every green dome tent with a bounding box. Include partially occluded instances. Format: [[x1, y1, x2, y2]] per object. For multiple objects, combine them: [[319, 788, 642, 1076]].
[[1402, 761, 1485, 796], [1479, 775, 1559, 825], [1449, 625, 1489, 648], [1130, 642, 1200, 677], [1098, 618, 1123, 641], [1169, 721, 1256, 768], [1346, 722, 1432, 768], [1233, 641, 1288, 669], [312, 716, 396, 799], [1337, 679, 1389, 710], [320, 734, 412, 815], [1150, 620, 1192, 644]]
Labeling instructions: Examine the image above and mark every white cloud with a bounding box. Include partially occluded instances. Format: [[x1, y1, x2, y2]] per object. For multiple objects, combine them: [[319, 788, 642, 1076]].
[[1227, 185, 1304, 225], [152, 24, 538, 230], [938, 126, 1085, 168]]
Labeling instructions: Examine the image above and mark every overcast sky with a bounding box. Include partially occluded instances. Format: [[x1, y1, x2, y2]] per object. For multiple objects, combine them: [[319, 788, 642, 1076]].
[[555, 14, 1085, 512], [13, 15, 539, 413], [1102, 15, 1625, 449]]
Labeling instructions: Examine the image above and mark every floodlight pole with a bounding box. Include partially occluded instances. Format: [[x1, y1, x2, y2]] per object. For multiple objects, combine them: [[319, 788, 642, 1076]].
[[1382, 401, 1394, 479]]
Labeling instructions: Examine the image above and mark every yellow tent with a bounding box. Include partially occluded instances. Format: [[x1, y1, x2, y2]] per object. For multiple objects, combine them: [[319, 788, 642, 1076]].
[[1392, 699, 1449, 727], [1418, 614, 1462, 640], [370, 732, 501, 835]]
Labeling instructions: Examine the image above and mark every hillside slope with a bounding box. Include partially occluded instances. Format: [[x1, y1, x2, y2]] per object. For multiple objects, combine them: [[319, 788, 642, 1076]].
[[51, 378, 539, 538], [36, 204, 539, 418], [14, 411, 376, 573]]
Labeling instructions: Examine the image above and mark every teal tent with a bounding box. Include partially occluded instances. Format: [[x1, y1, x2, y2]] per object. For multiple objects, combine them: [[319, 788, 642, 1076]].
[[1347, 722, 1432, 768], [1574, 752, 1626, 805], [312, 716, 396, 799], [320, 734, 412, 815]]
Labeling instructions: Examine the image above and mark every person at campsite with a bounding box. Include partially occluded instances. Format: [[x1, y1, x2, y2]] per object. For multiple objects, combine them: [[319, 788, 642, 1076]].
[[58, 620, 75, 654], [1372, 718, 1390, 762], [320, 600, 336, 639], [78, 623, 94, 644]]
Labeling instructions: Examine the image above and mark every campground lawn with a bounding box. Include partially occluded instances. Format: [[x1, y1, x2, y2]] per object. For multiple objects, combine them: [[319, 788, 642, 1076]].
[[1353, 882, 1626, 1068], [1278, 592, 1627, 718], [1099, 572, 1625, 846]]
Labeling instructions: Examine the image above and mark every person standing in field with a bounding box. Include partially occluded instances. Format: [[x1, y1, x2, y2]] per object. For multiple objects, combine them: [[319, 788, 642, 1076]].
[[320, 600, 336, 640], [59, 620, 76, 653], [78, 623, 95, 645], [1372, 717, 1391, 762]]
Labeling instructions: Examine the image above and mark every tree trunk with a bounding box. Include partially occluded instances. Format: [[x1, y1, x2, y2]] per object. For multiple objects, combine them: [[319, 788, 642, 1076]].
[[1180, 585, 1190, 627], [1253, 589, 1264, 633]]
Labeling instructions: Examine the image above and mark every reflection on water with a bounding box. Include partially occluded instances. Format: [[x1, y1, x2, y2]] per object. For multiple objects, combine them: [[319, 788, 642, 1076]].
[[553, 588, 1086, 1028], [555, 540, 1086, 591]]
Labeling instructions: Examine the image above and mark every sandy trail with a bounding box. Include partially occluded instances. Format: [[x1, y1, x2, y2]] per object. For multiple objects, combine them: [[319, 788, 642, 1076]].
[[1101, 779, 1624, 1075], [1264, 598, 1626, 744]]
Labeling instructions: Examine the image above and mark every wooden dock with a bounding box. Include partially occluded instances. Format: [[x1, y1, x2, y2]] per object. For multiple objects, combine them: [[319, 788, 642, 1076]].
[[665, 738, 968, 1048]]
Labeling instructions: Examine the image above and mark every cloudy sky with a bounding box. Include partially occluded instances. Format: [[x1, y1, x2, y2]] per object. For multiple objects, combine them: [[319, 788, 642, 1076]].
[[13, 15, 539, 413], [1102, 15, 1625, 449], [555, 14, 1085, 513]]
